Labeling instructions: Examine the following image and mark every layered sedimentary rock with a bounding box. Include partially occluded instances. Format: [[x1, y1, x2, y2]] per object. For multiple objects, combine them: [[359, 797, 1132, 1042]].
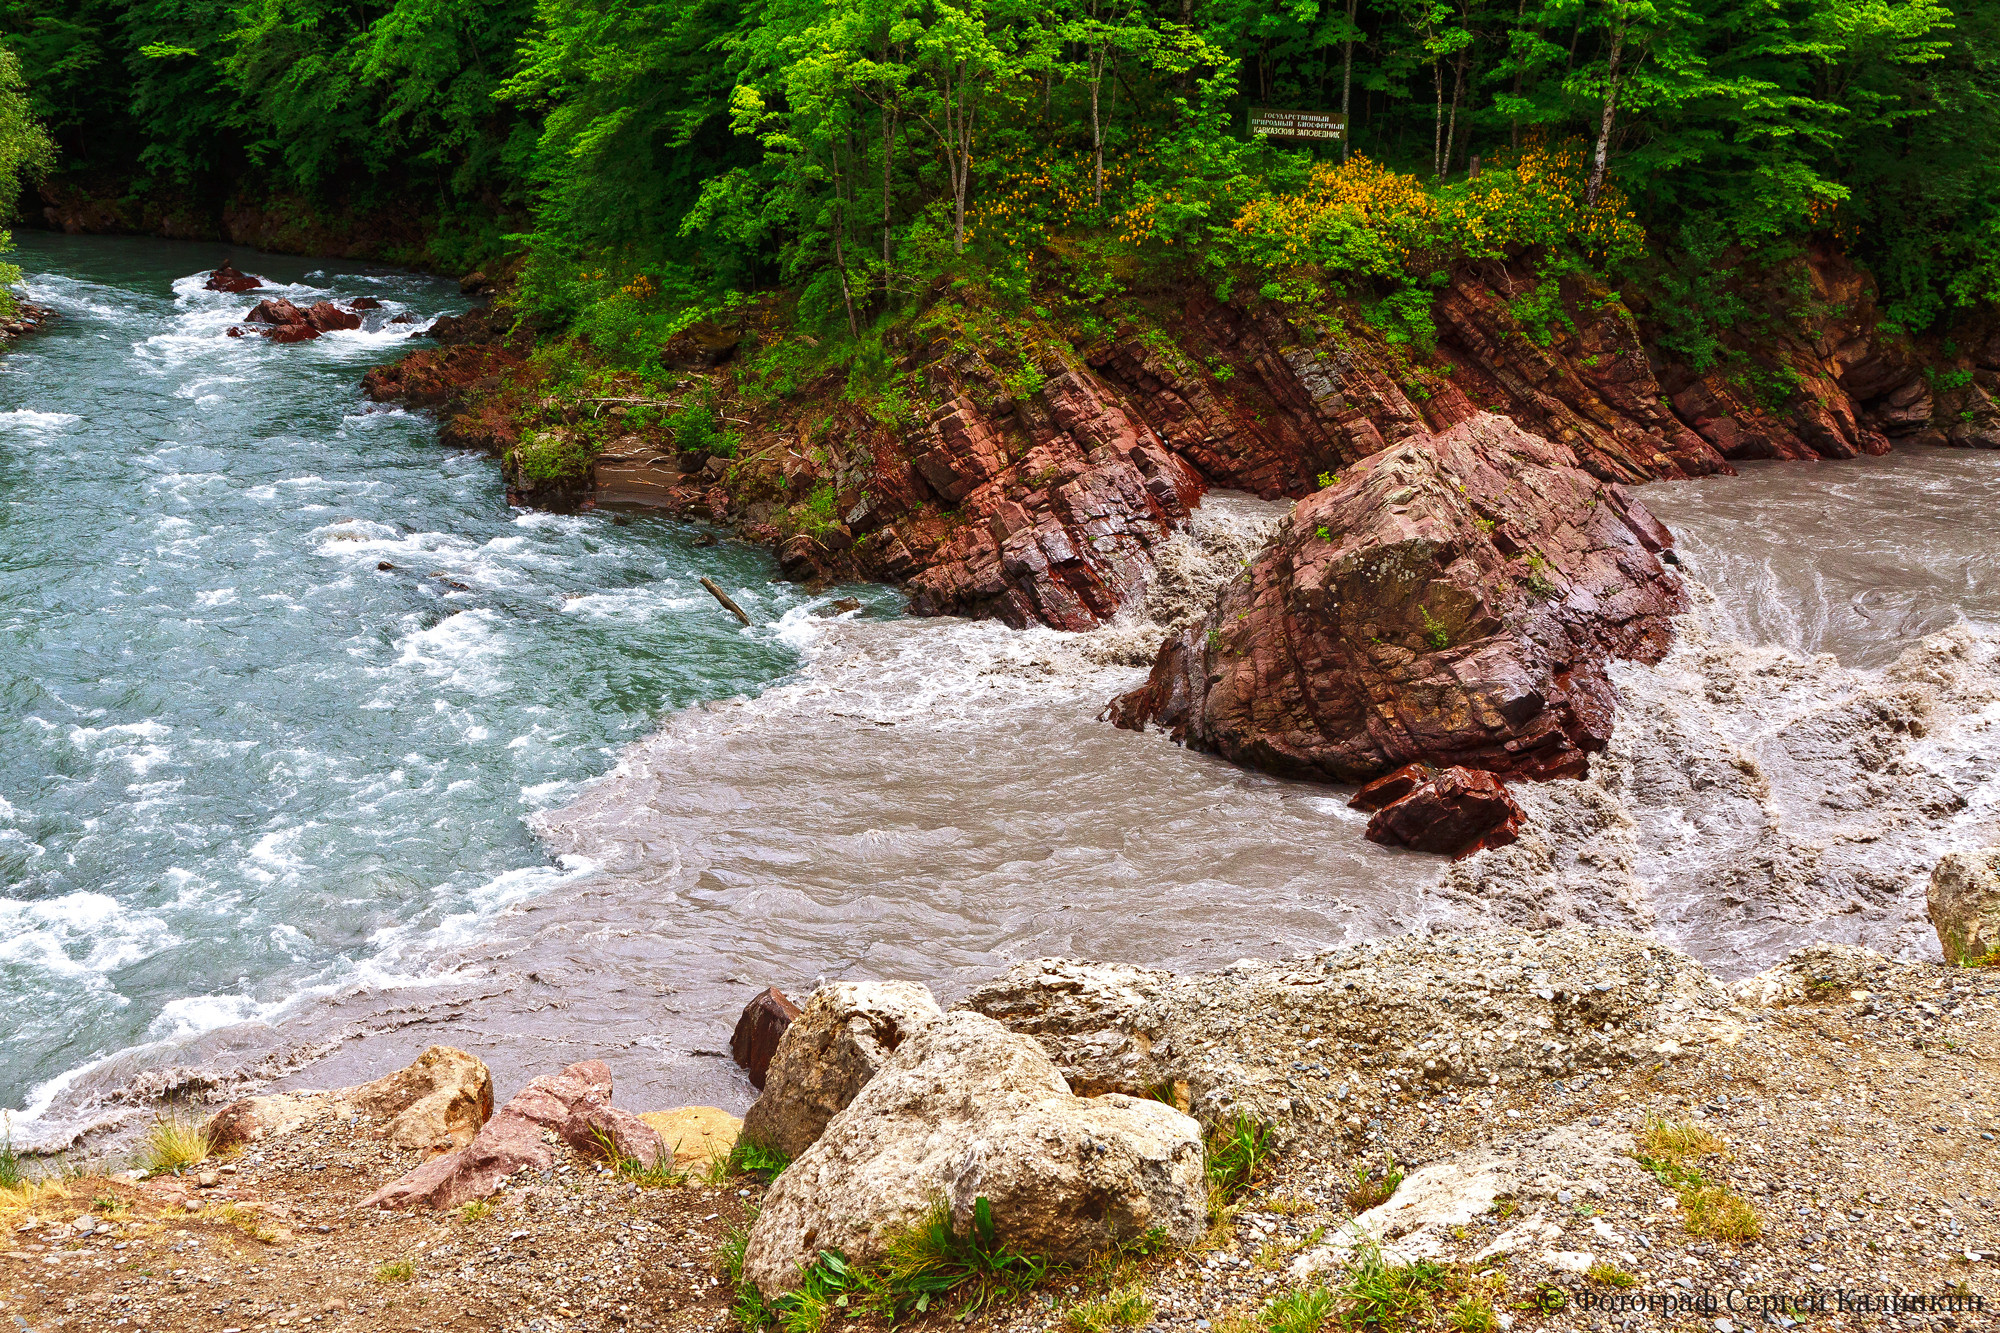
[[1107, 412, 1684, 788], [362, 250, 1986, 634]]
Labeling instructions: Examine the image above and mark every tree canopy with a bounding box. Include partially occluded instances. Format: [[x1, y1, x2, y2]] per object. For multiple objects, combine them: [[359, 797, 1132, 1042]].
[[1, 0, 1994, 329]]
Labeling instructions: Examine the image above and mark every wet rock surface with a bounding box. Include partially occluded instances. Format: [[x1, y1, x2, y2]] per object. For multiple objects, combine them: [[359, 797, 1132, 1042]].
[[1354, 763, 1526, 857], [730, 985, 801, 1090], [1108, 412, 1686, 787], [202, 260, 264, 293]]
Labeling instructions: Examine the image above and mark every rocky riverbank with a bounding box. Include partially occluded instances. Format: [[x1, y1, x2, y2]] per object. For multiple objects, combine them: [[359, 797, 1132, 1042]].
[[4, 912, 1995, 1333], [350, 247, 1999, 855]]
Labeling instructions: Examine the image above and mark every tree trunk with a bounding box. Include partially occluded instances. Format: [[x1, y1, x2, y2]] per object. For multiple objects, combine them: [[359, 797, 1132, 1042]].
[[1433, 58, 1445, 178], [1091, 53, 1103, 207], [1586, 18, 1627, 206], [1341, 0, 1357, 162]]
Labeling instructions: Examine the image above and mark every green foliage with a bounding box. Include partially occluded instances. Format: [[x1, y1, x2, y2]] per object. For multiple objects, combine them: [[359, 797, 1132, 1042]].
[[1065, 1282, 1151, 1332], [728, 1137, 791, 1180], [0, 1124, 20, 1191], [1264, 1285, 1336, 1333], [1508, 277, 1574, 349], [1343, 1151, 1405, 1212], [746, 1198, 1054, 1328], [513, 427, 596, 482], [1203, 1114, 1273, 1202], [1417, 606, 1450, 652], [3, 0, 1994, 339]]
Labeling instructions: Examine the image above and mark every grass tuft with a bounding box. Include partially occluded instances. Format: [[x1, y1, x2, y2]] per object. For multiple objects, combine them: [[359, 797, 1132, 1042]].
[[728, 1136, 792, 1181], [374, 1257, 415, 1282], [1343, 1152, 1404, 1213], [136, 1113, 211, 1176], [458, 1200, 491, 1222], [1205, 1115, 1274, 1202], [1065, 1282, 1152, 1332], [1265, 1284, 1336, 1333], [1633, 1115, 1761, 1241], [1585, 1261, 1636, 1287]]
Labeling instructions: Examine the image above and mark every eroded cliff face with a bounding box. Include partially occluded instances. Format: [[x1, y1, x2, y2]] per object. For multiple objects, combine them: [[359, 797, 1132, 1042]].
[[1105, 413, 1685, 785], [366, 248, 1990, 643]]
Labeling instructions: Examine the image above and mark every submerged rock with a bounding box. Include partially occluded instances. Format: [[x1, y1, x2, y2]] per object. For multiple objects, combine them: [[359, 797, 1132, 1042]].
[[363, 1058, 663, 1211], [1108, 412, 1685, 790], [1928, 849, 2000, 966], [741, 1011, 1204, 1298], [739, 980, 942, 1160]]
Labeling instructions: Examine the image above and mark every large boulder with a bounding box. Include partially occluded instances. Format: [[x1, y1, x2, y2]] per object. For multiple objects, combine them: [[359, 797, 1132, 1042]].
[[740, 980, 943, 1160], [962, 932, 1741, 1137], [362, 1059, 664, 1211], [1927, 849, 2000, 966], [741, 1011, 1205, 1298], [204, 1044, 492, 1154], [1108, 412, 1686, 787]]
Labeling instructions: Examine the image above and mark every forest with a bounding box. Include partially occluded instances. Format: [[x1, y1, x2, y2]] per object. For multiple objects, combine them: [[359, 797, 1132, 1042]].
[[0, 0, 1996, 350]]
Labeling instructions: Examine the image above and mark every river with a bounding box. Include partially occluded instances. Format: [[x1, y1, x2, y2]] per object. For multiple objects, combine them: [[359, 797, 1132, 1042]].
[[2, 235, 1995, 1149]]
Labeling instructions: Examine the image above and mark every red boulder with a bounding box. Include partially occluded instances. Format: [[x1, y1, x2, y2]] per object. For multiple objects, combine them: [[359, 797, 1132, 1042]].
[[1360, 765, 1524, 858], [731, 986, 802, 1090], [204, 261, 265, 294]]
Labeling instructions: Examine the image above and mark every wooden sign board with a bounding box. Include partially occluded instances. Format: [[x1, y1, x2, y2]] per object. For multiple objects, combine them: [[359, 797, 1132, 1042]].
[[1249, 108, 1346, 141]]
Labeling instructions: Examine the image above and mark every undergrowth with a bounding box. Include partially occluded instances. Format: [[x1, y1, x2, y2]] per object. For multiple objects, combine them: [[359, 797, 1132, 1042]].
[[1267, 1240, 1502, 1332]]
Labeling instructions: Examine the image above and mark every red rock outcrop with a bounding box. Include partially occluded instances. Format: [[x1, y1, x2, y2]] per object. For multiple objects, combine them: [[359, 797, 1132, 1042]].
[[363, 1059, 664, 1211], [1108, 411, 1684, 784]]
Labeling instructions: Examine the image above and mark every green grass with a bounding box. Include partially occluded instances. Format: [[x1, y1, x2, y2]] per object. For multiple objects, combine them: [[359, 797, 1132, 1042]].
[[1633, 1116, 1761, 1240], [1270, 1241, 1501, 1333], [728, 1137, 792, 1181], [741, 1196, 1058, 1328], [136, 1113, 211, 1175], [1265, 1284, 1336, 1333], [1065, 1282, 1152, 1332], [1205, 1115, 1274, 1201], [374, 1257, 415, 1282], [1586, 1261, 1636, 1287], [0, 1126, 20, 1191], [1343, 1152, 1404, 1213]]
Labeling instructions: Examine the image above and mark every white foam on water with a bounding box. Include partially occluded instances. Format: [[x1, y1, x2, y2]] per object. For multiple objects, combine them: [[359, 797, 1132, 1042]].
[[391, 608, 514, 696], [0, 409, 80, 433], [0, 892, 174, 986]]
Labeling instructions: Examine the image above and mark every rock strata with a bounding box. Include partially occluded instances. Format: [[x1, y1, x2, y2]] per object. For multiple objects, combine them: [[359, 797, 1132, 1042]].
[[1108, 412, 1685, 787], [362, 1058, 664, 1211], [740, 1011, 1205, 1299], [1928, 848, 2000, 966], [739, 980, 943, 1160], [1351, 763, 1524, 857]]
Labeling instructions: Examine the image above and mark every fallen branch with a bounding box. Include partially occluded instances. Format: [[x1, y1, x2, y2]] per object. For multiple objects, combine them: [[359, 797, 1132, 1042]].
[[699, 576, 752, 626]]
